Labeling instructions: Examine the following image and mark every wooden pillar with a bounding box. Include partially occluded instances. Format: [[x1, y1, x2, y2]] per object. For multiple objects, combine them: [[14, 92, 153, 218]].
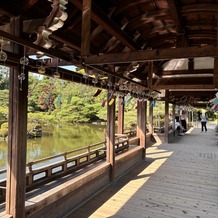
[[172, 104, 176, 136], [188, 58, 194, 70], [106, 76, 115, 180], [214, 19, 218, 85], [148, 100, 153, 134], [117, 96, 124, 134], [137, 100, 147, 158], [164, 90, 169, 143], [81, 0, 91, 57], [6, 16, 28, 218]]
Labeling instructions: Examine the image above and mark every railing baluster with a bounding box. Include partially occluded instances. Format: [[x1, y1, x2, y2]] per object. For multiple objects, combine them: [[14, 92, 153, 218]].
[[0, 132, 135, 202]]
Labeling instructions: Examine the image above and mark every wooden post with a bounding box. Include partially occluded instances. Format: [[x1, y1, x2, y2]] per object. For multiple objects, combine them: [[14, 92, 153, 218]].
[[106, 76, 115, 180], [172, 104, 176, 136], [137, 100, 147, 158], [6, 16, 28, 218], [81, 0, 91, 57], [148, 100, 153, 134], [117, 96, 124, 134], [164, 90, 169, 143]]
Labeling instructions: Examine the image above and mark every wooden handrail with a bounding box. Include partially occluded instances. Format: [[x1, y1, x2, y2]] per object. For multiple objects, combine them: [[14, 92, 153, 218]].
[[0, 134, 130, 201]]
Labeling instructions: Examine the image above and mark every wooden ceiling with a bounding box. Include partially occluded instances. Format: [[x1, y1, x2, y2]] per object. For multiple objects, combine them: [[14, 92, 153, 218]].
[[1, 0, 218, 107]]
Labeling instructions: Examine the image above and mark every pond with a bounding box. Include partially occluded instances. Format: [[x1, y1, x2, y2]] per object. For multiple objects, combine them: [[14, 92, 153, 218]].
[[0, 123, 106, 170]]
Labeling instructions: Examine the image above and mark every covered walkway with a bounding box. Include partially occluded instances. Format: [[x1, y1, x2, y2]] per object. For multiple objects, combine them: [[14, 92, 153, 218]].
[[68, 124, 218, 218]]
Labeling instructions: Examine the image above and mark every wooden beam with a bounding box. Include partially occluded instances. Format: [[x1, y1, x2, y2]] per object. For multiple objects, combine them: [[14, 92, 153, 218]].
[[166, 0, 184, 33], [22, 0, 40, 11], [84, 46, 218, 64], [162, 69, 213, 76], [151, 84, 218, 90], [70, 0, 140, 50], [81, 0, 91, 57]]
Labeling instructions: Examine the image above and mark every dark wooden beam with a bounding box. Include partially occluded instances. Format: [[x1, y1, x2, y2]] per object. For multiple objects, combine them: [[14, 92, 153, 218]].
[[81, 0, 91, 57], [170, 91, 217, 97], [152, 84, 218, 90], [22, 0, 40, 11], [84, 46, 218, 64], [162, 69, 213, 76], [182, 4, 218, 14], [70, 0, 140, 50], [167, 0, 184, 33], [126, 9, 170, 32], [213, 57, 218, 84]]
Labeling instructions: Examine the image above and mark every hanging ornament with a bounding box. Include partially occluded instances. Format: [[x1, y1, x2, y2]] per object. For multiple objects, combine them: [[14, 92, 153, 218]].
[[101, 99, 106, 107], [18, 47, 29, 91], [109, 98, 115, 105], [38, 59, 46, 74], [53, 71, 60, 78], [83, 65, 89, 82], [20, 56, 29, 65], [92, 75, 98, 85], [100, 79, 106, 86], [107, 80, 112, 87], [93, 89, 102, 97], [53, 58, 60, 78], [38, 65, 46, 74]]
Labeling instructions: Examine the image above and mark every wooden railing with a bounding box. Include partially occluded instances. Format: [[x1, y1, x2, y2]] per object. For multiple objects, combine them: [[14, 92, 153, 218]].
[[0, 133, 130, 202]]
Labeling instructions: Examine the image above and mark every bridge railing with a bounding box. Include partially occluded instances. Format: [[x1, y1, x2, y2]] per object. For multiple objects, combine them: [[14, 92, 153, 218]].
[[0, 133, 131, 201]]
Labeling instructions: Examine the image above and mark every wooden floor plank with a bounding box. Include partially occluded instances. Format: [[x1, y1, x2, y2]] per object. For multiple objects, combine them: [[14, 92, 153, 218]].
[[68, 125, 218, 218]]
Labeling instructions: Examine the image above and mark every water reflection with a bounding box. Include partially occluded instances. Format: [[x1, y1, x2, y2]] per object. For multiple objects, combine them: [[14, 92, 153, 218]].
[[0, 124, 106, 170]]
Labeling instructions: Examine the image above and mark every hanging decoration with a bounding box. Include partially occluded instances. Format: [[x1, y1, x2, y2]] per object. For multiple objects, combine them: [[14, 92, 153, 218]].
[[208, 93, 218, 111], [83, 65, 89, 84], [19, 46, 29, 91], [109, 98, 115, 105], [93, 89, 102, 97], [92, 74, 98, 85], [53, 58, 60, 78], [55, 94, 62, 108], [101, 99, 106, 107], [38, 59, 46, 74]]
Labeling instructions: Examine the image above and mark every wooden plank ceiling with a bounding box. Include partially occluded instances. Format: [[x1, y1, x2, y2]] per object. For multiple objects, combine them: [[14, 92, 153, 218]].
[[0, 0, 218, 107]]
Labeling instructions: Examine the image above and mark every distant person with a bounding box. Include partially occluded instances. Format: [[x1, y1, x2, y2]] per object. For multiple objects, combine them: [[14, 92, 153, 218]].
[[200, 113, 208, 132], [180, 111, 187, 132], [175, 116, 184, 136]]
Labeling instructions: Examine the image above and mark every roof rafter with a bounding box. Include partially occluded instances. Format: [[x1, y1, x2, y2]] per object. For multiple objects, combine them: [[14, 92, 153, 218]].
[[70, 0, 140, 51]]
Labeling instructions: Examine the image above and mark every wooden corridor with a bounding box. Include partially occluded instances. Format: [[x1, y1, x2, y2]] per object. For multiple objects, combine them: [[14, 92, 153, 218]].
[[68, 124, 218, 218]]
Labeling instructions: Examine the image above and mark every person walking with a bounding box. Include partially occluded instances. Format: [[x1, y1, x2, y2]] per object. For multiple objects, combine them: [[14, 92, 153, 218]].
[[200, 113, 208, 132]]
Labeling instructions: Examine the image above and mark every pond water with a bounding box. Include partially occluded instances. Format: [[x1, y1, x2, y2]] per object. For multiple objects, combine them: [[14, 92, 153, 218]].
[[0, 123, 106, 170]]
